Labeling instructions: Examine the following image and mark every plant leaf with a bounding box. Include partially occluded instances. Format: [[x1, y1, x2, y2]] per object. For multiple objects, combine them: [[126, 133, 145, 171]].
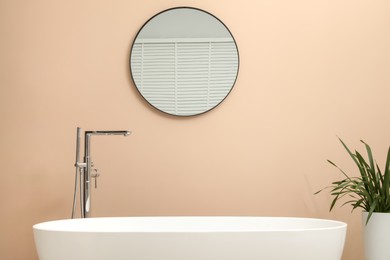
[[361, 140, 376, 178], [383, 146, 390, 207], [327, 160, 351, 179], [366, 200, 378, 225]]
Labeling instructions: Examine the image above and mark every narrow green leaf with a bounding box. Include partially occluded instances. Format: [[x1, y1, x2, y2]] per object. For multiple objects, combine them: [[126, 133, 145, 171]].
[[338, 138, 362, 170], [361, 140, 375, 178], [356, 151, 376, 195], [327, 160, 351, 179], [366, 200, 378, 225], [383, 146, 390, 204], [352, 198, 364, 210]]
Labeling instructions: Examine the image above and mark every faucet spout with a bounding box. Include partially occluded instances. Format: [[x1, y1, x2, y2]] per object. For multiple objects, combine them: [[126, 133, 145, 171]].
[[85, 130, 131, 136]]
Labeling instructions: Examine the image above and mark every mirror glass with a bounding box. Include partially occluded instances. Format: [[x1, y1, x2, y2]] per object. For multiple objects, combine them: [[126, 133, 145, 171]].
[[130, 7, 239, 116]]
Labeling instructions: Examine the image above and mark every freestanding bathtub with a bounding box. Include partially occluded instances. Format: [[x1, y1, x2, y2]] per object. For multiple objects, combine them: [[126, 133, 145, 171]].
[[33, 217, 347, 260]]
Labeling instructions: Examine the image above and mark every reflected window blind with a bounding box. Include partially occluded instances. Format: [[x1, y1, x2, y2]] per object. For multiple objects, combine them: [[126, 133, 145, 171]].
[[131, 38, 238, 116]]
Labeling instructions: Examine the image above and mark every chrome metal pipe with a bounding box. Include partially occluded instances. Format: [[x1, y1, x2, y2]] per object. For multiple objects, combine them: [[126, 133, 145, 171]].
[[71, 127, 82, 219]]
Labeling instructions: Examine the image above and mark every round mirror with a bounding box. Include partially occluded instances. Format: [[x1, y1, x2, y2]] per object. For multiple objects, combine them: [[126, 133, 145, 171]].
[[130, 7, 239, 116]]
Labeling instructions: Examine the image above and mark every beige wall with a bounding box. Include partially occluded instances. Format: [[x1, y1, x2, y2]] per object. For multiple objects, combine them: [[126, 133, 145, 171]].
[[1, 0, 389, 259]]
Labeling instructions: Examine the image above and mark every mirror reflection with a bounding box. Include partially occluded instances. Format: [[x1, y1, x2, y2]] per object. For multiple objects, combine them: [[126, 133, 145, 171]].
[[130, 7, 239, 116]]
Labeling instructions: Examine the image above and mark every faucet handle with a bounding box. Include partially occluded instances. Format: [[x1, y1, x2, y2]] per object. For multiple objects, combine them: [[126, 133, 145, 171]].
[[91, 168, 100, 189]]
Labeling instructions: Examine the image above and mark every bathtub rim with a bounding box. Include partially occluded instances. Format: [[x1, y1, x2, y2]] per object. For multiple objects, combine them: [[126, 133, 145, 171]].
[[33, 216, 347, 233]]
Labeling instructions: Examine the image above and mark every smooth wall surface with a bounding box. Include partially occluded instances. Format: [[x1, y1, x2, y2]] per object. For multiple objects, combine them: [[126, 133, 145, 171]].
[[1, 0, 389, 259]]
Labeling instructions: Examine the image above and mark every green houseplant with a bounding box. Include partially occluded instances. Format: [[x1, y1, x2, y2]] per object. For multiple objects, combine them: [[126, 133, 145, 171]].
[[316, 138, 390, 224], [317, 138, 390, 260]]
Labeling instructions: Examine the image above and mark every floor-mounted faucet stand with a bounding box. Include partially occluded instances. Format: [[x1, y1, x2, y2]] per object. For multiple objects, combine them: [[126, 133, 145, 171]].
[[72, 127, 131, 218]]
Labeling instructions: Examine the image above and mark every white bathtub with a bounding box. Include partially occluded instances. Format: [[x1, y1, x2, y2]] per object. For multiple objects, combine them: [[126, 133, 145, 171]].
[[33, 217, 347, 260]]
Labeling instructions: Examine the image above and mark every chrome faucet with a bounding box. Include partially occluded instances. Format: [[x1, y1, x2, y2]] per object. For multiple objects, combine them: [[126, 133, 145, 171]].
[[72, 127, 131, 218]]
